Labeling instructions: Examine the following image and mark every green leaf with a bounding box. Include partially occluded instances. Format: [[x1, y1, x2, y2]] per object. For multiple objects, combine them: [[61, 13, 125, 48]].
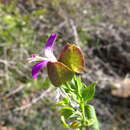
[[59, 107, 75, 119], [69, 111, 82, 120], [56, 97, 70, 106], [3, 15, 14, 23], [32, 9, 46, 16], [58, 44, 85, 73], [68, 75, 82, 91], [85, 104, 100, 130], [82, 83, 96, 102], [47, 61, 74, 87], [61, 116, 69, 127]]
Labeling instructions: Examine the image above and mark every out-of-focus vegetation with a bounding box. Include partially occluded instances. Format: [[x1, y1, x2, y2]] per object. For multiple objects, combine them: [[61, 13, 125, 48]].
[[0, 0, 130, 130], [0, 2, 33, 89], [0, 1, 62, 129]]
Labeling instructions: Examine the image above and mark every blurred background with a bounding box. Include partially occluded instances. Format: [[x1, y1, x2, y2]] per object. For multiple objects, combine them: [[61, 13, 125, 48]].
[[0, 0, 130, 130]]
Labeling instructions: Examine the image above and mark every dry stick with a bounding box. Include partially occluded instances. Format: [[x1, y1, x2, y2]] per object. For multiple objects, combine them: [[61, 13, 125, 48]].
[[3, 48, 10, 88], [70, 19, 80, 46], [5, 85, 24, 98], [0, 58, 25, 78], [57, 7, 80, 46], [14, 87, 52, 112]]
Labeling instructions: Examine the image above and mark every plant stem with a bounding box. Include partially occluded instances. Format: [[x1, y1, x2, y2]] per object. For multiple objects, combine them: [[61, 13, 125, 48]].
[[80, 102, 86, 128], [81, 103, 85, 120]]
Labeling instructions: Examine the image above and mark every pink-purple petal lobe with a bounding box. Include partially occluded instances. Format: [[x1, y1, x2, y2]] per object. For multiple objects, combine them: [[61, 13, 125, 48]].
[[32, 60, 49, 79], [44, 33, 57, 61], [44, 33, 57, 50]]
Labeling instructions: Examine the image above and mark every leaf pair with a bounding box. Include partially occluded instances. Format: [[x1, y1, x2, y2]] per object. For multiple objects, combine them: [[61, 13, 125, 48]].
[[47, 44, 85, 86]]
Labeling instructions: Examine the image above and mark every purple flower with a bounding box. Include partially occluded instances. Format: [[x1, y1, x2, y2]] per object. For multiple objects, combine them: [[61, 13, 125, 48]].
[[28, 33, 58, 79], [28, 33, 85, 87]]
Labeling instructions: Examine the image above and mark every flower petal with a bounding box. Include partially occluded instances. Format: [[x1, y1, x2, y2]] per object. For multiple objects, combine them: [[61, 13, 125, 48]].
[[32, 60, 48, 78], [27, 54, 48, 63], [44, 33, 57, 61], [44, 33, 57, 50]]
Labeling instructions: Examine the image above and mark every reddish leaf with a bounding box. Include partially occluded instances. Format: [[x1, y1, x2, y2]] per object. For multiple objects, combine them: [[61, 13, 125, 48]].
[[47, 62, 74, 87], [58, 44, 85, 73]]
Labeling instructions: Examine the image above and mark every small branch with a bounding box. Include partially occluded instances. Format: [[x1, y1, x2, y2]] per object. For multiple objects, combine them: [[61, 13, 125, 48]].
[[14, 87, 52, 112], [70, 19, 80, 46], [5, 85, 24, 98]]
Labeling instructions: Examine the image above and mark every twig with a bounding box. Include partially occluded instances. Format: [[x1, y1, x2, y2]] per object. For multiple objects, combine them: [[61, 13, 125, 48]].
[[70, 19, 80, 46], [5, 85, 24, 98], [14, 87, 52, 112]]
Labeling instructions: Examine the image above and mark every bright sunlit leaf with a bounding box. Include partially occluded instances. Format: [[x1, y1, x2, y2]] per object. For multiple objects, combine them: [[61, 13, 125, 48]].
[[58, 44, 85, 73], [85, 104, 99, 129], [59, 106, 75, 118], [82, 83, 96, 102]]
